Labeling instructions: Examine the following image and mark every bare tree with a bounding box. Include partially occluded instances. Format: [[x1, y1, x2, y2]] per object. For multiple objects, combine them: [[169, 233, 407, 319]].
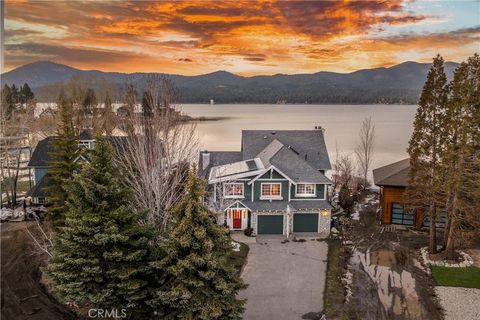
[[119, 76, 198, 230], [355, 117, 375, 189], [1, 97, 36, 206], [25, 214, 54, 257]]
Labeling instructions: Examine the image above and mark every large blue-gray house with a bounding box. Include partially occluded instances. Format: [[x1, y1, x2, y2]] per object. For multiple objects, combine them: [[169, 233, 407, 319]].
[[27, 130, 126, 205], [199, 129, 332, 236]]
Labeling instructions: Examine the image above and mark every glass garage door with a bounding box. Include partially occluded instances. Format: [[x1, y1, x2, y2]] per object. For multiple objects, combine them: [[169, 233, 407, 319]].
[[391, 203, 414, 226]]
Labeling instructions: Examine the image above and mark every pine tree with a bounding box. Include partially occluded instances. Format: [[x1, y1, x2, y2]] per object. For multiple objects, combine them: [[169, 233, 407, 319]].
[[405, 55, 449, 254], [20, 83, 34, 105], [149, 170, 246, 319], [1, 84, 15, 120], [47, 138, 157, 317], [443, 54, 480, 259], [46, 92, 80, 224]]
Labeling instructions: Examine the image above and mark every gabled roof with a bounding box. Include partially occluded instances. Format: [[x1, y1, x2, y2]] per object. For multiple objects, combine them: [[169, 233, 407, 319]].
[[28, 137, 56, 167], [269, 146, 332, 184], [28, 135, 129, 168], [241, 130, 331, 170], [373, 158, 410, 187]]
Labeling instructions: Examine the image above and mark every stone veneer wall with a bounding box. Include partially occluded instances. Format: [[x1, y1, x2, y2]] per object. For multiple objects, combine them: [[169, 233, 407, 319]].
[[318, 210, 331, 233]]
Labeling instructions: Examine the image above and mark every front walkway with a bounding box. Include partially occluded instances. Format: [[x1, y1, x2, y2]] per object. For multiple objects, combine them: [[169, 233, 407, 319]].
[[230, 231, 256, 244], [239, 239, 328, 319]]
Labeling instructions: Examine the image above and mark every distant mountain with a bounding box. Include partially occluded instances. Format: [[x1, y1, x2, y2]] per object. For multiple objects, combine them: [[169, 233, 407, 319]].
[[1, 60, 459, 104]]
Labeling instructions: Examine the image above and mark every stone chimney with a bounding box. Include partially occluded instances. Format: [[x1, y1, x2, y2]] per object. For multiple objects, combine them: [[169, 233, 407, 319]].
[[202, 151, 210, 170]]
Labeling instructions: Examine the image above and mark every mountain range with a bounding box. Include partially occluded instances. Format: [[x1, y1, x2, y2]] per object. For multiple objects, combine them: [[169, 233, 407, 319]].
[[1, 60, 459, 104]]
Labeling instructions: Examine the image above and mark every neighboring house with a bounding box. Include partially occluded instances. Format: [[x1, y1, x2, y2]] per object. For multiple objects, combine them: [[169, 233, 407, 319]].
[[199, 129, 333, 236], [373, 158, 445, 229], [27, 129, 127, 205]]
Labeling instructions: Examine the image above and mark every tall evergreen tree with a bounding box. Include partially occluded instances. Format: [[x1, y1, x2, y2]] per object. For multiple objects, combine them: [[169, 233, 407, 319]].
[[47, 138, 157, 317], [20, 83, 34, 105], [1, 84, 15, 120], [443, 54, 480, 259], [405, 55, 449, 254], [46, 92, 79, 224], [10, 84, 19, 106], [150, 170, 246, 319]]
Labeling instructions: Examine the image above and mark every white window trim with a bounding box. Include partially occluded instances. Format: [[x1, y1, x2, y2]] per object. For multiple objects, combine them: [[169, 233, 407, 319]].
[[260, 182, 283, 200], [295, 183, 316, 197], [223, 182, 245, 199]]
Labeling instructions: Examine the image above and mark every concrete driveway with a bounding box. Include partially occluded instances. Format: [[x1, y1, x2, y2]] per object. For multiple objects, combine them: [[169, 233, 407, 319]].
[[239, 238, 328, 320]]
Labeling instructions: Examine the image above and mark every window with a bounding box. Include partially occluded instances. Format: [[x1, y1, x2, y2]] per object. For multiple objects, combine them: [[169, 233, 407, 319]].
[[224, 183, 244, 198], [261, 183, 282, 199], [37, 197, 46, 205], [296, 184, 316, 197]]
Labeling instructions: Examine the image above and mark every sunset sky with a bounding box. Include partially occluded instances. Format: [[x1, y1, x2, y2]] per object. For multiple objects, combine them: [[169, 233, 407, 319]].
[[2, 0, 479, 75]]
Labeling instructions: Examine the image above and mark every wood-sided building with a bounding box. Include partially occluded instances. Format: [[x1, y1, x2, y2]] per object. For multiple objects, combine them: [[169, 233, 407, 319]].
[[373, 158, 425, 229]]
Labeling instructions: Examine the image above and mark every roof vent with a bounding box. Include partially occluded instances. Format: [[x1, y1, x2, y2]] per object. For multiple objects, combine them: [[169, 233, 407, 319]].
[[271, 131, 276, 135], [263, 136, 267, 139]]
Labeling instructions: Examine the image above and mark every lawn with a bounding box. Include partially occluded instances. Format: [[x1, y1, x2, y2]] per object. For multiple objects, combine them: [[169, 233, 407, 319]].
[[228, 242, 249, 273], [323, 239, 347, 318], [431, 266, 480, 288]]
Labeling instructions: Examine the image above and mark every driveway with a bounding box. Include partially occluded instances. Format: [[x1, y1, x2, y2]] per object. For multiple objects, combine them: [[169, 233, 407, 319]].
[[239, 238, 328, 320]]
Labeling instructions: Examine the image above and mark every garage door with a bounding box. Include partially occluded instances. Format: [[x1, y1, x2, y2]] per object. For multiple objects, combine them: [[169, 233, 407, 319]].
[[257, 215, 284, 234], [293, 213, 319, 232], [391, 203, 414, 226]]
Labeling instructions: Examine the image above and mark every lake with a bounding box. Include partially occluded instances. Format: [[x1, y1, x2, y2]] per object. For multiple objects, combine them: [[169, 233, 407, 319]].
[[181, 104, 418, 174]]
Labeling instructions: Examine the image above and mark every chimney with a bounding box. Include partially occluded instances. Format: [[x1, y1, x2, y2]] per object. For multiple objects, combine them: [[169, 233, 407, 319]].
[[202, 151, 210, 170]]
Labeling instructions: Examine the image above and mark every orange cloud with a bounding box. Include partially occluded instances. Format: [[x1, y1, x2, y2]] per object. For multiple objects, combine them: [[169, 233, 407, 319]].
[[3, 0, 478, 75]]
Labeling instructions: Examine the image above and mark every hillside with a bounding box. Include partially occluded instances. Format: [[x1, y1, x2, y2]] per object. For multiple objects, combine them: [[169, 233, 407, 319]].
[[1, 61, 459, 104]]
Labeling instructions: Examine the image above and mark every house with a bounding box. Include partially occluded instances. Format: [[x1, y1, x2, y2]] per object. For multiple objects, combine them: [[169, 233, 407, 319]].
[[199, 129, 333, 236], [26, 129, 127, 205], [373, 158, 445, 229]]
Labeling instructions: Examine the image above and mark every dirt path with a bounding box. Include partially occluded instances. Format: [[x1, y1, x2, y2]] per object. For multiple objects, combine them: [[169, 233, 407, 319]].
[[1, 222, 76, 320]]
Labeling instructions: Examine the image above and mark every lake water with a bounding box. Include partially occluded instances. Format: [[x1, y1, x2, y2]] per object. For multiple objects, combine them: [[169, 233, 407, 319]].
[[181, 104, 418, 173]]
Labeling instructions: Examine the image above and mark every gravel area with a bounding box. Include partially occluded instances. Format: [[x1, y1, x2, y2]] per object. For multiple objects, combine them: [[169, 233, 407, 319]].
[[435, 287, 480, 320]]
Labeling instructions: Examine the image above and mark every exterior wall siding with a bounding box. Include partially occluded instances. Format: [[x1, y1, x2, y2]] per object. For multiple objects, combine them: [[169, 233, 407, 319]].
[[380, 186, 426, 229], [34, 167, 48, 184], [253, 180, 289, 201]]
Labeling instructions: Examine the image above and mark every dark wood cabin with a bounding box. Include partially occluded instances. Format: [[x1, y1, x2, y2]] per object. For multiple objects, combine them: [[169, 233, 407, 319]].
[[373, 159, 425, 229]]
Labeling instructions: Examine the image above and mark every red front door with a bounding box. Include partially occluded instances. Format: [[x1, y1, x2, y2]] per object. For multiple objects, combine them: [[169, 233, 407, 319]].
[[233, 210, 242, 229]]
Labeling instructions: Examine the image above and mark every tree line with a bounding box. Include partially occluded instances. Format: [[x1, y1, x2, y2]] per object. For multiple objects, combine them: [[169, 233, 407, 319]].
[[2, 83, 35, 120], [32, 76, 245, 319], [406, 54, 479, 259]]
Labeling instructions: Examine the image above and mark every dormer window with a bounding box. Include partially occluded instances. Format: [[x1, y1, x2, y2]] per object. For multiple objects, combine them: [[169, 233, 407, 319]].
[[78, 140, 94, 149], [224, 183, 244, 198], [296, 184, 316, 197], [260, 183, 282, 200]]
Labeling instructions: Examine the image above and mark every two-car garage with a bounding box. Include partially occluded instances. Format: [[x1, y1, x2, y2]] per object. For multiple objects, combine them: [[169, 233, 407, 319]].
[[256, 213, 320, 234]]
